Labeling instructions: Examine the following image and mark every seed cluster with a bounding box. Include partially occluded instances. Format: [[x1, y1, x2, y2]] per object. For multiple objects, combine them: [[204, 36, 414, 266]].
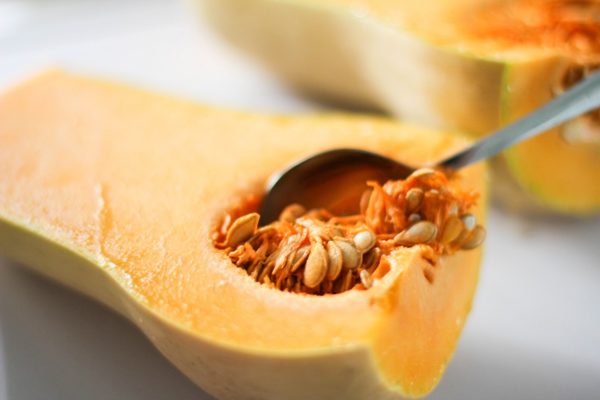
[[214, 168, 485, 295], [554, 63, 600, 145]]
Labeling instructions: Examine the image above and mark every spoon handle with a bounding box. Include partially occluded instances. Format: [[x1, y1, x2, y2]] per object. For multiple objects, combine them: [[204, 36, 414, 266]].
[[438, 70, 600, 170]]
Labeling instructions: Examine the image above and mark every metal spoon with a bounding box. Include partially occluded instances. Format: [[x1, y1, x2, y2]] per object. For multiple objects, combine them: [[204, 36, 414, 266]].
[[259, 70, 600, 224]]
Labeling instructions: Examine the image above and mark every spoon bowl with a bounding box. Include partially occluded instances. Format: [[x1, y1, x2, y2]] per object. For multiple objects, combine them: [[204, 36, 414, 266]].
[[258, 149, 414, 223]]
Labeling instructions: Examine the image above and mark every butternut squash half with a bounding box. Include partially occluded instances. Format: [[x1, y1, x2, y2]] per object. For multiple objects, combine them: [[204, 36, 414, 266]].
[[0, 71, 486, 399], [195, 0, 600, 214]]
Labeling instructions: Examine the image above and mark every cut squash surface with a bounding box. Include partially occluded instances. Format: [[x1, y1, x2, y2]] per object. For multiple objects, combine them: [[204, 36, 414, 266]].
[[279, 0, 600, 61], [0, 71, 486, 399]]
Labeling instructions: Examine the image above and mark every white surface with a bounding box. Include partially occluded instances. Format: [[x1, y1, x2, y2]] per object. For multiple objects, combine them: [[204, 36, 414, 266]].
[[0, 1, 599, 399]]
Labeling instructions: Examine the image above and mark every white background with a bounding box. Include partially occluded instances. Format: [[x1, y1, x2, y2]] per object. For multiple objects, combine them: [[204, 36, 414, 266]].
[[0, 1, 599, 399]]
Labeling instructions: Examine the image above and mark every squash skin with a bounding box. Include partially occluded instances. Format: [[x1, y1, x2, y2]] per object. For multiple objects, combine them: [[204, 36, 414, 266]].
[[195, 0, 600, 214], [196, 0, 504, 134], [0, 71, 486, 399]]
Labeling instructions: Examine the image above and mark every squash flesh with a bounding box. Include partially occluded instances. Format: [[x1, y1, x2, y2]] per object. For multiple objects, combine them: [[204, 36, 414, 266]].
[[500, 59, 600, 212], [296, 0, 600, 62], [0, 71, 486, 398]]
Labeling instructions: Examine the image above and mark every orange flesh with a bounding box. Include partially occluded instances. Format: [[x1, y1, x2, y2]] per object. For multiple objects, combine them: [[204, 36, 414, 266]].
[[497, 57, 600, 213], [507, 131, 600, 210], [0, 71, 486, 395], [462, 0, 600, 62], [321, 0, 600, 61]]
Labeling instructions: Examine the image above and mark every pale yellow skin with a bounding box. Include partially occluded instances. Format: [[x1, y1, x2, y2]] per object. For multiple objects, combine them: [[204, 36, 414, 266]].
[[0, 72, 486, 399], [195, 0, 600, 214], [196, 0, 506, 134]]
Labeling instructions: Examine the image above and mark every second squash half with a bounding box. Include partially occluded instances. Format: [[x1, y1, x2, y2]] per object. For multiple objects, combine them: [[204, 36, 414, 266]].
[[196, 0, 600, 214]]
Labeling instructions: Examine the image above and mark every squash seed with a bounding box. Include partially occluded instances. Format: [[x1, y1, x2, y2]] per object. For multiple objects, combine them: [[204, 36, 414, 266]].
[[461, 225, 486, 250], [289, 245, 310, 273], [359, 269, 373, 289], [441, 216, 464, 244], [394, 221, 438, 246], [272, 250, 289, 276], [334, 238, 362, 270], [409, 168, 436, 179], [224, 212, 260, 248], [460, 213, 476, 231], [258, 261, 275, 283], [339, 269, 353, 293], [275, 267, 289, 289], [353, 230, 376, 253], [450, 229, 469, 248], [363, 247, 382, 271], [279, 203, 306, 223], [326, 241, 343, 281], [303, 242, 328, 288], [408, 213, 422, 224], [405, 188, 424, 213]]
